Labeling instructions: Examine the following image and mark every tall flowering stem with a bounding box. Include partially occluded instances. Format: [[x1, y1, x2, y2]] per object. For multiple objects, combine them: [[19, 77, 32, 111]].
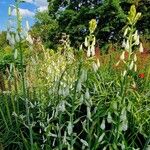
[[118, 5, 142, 88], [84, 19, 97, 57], [15, 1, 33, 149], [114, 5, 142, 146]]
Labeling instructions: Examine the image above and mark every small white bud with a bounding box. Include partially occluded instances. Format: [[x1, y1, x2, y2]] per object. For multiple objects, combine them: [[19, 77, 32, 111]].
[[96, 59, 100, 68], [98, 133, 105, 143], [134, 54, 137, 62], [133, 30, 138, 40], [132, 81, 137, 89], [92, 62, 98, 72], [134, 32, 140, 45], [58, 101, 65, 112], [67, 121, 73, 135], [80, 44, 83, 50], [139, 43, 144, 53], [125, 40, 130, 51], [100, 119, 105, 130], [120, 51, 125, 60], [6, 32, 11, 41], [26, 34, 33, 44], [80, 69, 87, 82], [8, 7, 12, 16], [87, 47, 91, 57], [80, 94, 84, 104], [129, 61, 134, 70], [87, 106, 92, 121], [121, 120, 128, 131], [85, 88, 90, 99], [65, 86, 69, 96], [9, 34, 15, 45], [120, 108, 127, 121], [134, 64, 137, 72], [123, 27, 128, 37], [84, 37, 88, 47], [91, 45, 95, 56], [92, 36, 96, 45], [122, 70, 127, 77], [26, 21, 30, 31], [77, 79, 82, 92], [14, 49, 18, 60], [122, 39, 126, 48], [80, 139, 89, 147], [115, 61, 120, 66], [107, 112, 112, 123], [63, 131, 67, 144]]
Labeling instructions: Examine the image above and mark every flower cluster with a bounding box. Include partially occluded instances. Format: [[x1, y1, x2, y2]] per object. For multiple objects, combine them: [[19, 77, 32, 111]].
[[116, 5, 142, 75]]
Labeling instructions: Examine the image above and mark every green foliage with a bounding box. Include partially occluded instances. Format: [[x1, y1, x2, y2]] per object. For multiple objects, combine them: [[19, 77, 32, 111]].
[[0, 32, 9, 50], [44, 0, 150, 48], [0, 1, 150, 150], [31, 11, 59, 48], [46, 0, 127, 47]]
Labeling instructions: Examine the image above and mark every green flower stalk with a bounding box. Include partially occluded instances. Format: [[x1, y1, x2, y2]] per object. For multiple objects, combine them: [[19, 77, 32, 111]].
[[114, 5, 142, 148], [15, 1, 33, 149], [117, 5, 142, 74], [84, 19, 97, 57]]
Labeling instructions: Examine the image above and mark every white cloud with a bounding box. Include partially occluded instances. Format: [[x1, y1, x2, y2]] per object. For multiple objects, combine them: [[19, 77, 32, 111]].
[[33, 0, 48, 12], [12, 8, 35, 17], [37, 6, 48, 12], [24, 0, 33, 3], [34, 0, 48, 7]]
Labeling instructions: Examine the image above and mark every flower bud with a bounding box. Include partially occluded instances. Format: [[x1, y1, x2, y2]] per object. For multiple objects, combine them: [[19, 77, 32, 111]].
[[122, 39, 126, 48], [100, 119, 105, 130], [67, 122, 73, 135], [91, 45, 95, 56], [123, 27, 128, 37], [121, 120, 128, 131], [134, 30, 140, 45], [9, 34, 15, 45], [87, 47, 91, 57], [26, 34, 33, 44], [98, 133, 105, 143], [96, 59, 100, 68], [122, 70, 127, 77], [125, 40, 130, 51], [26, 21, 30, 31], [6, 32, 11, 41], [134, 64, 137, 72], [107, 112, 112, 123], [87, 106, 92, 121], [139, 43, 144, 53], [129, 61, 134, 70], [115, 61, 120, 67], [84, 37, 88, 47], [77, 79, 82, 92], [92, 62, 98, 72], [120, 51, 125, 60], [79, 44, 83, 50], [8, 7, 11, 16], [134, 54, 137, 62], [134, 35, 140, 45], [85, 88, 90, 99]]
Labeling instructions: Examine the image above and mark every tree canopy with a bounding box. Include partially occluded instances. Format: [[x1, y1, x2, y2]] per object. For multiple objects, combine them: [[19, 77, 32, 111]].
[[31, 0, 150, 48]]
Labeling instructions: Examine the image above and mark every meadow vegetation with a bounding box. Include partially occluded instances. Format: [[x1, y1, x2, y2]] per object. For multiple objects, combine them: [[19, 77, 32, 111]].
[[0, 0, 150, 150]]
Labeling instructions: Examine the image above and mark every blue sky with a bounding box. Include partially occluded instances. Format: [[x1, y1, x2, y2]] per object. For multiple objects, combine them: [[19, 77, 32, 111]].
[[0, 0, 48, 31]]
